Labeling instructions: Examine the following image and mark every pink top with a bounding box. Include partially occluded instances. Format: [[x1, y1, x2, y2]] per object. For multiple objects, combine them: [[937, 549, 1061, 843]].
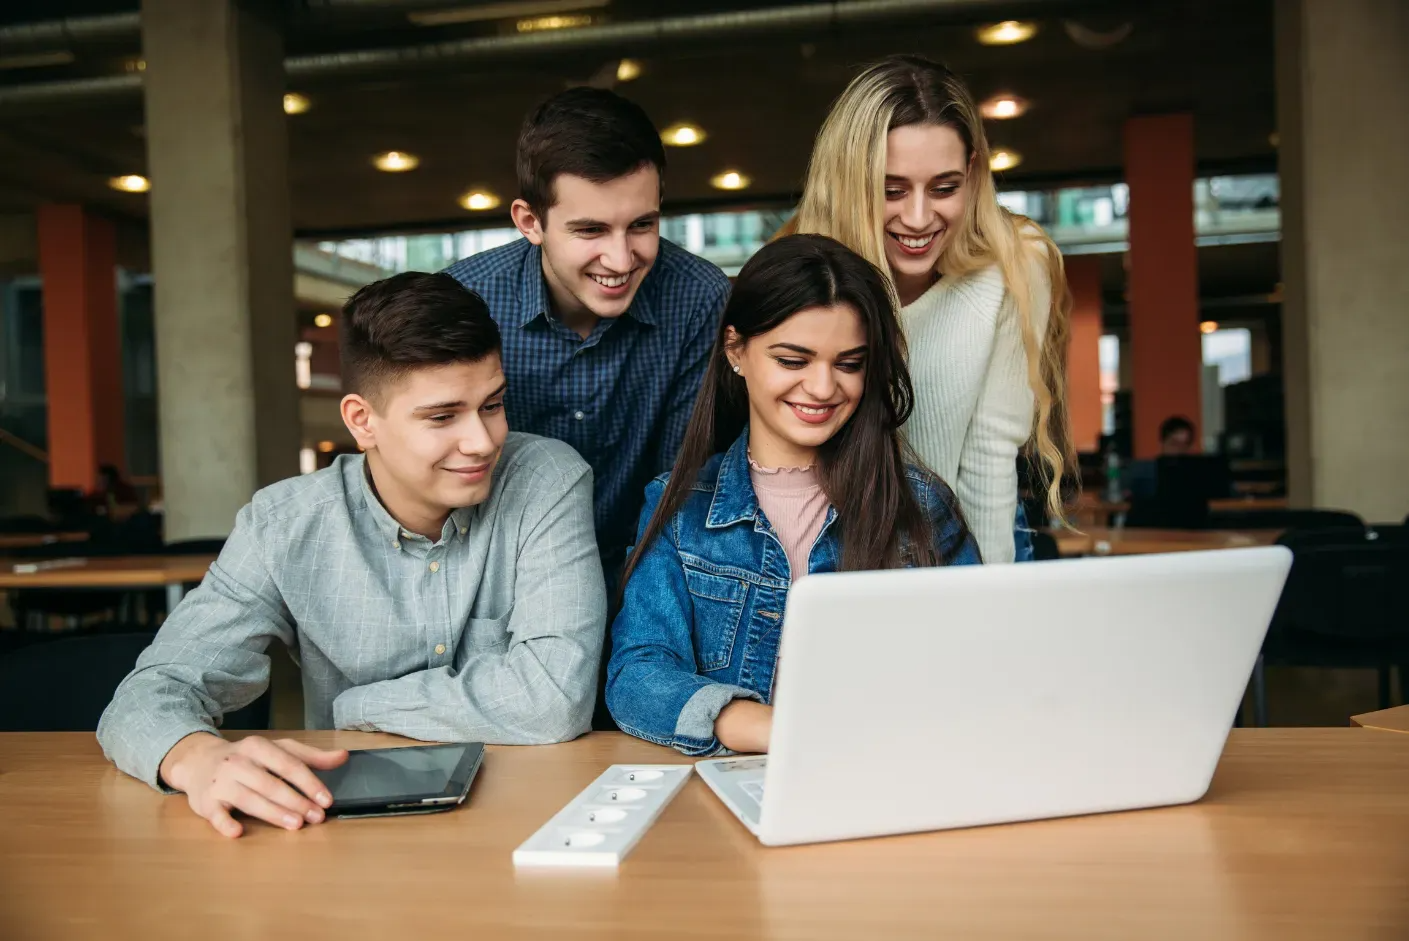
[[749, 456, 829, 582]]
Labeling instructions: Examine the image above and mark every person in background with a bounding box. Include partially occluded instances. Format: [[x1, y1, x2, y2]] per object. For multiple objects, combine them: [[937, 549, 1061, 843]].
[[98, 272, 605, 838], [443, 87, 731, 586], [1159, 415, 1197, 456], [783, 54, 1076, 564], [607, 235, 979, 757]]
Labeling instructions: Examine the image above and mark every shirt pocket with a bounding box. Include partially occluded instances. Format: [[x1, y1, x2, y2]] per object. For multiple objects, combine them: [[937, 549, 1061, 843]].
[[463, 612, 512, 650], [682, 566, 747, 672]]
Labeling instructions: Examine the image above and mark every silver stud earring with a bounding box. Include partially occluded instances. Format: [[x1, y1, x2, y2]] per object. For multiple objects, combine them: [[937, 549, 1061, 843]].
[[731, 363, 741, 374]]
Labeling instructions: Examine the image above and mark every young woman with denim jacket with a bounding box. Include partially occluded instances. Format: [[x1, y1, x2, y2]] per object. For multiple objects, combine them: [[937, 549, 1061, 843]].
[[606, 234, 980, 757]]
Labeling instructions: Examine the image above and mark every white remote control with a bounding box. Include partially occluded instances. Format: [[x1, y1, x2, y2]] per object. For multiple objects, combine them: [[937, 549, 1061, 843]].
[[512, 764, 693, 868]]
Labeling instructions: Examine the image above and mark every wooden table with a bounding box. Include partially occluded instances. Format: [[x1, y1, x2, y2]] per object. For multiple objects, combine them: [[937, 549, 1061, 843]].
[[2, 729, 1408, 940], [1352, 704, 1409, 733], [0, 553, 217, 612], [0, 531, 88, 551], [1053, 526, 1281, 558]]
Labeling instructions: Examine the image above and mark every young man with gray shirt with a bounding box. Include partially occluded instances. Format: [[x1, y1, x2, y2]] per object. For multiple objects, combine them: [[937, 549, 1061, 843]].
[[98, 272, 605, 838]]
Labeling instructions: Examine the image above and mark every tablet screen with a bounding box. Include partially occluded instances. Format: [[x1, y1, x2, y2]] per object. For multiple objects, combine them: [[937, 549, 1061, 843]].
[[316, 744, 475, 805]]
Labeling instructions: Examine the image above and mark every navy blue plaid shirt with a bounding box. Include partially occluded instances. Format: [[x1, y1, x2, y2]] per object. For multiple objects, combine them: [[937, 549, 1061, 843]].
[[444, 237, 730, 577]]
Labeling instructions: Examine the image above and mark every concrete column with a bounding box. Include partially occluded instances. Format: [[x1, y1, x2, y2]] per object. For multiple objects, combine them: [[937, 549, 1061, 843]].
[[1276, 0, 1409, 519], [37, 204, 124, 492], [142, 0, 298, 538], [1064, 255, 1104, 454], [1124, 114, 1203, 459]]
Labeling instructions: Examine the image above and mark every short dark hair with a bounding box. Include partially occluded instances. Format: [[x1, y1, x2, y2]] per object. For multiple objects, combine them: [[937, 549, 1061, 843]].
[[340, 272, 501, 402], [516, 86, 665, 216], [1160, 415, 1196, 440]]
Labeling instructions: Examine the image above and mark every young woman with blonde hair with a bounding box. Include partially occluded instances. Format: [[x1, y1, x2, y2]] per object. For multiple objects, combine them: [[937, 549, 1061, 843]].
[[783, 54, 1073, 563]]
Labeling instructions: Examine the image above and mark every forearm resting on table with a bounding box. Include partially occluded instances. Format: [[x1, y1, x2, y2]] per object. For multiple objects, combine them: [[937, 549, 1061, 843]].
[[716, 700, 772, 754]]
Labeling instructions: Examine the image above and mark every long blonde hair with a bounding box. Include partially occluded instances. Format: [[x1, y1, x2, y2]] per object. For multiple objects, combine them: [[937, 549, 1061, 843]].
[[785, 54, 1074, 524]]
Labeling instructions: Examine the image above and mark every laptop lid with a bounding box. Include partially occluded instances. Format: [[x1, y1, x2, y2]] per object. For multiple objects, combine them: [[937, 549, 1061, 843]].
[[758, 547, 1291, 846]]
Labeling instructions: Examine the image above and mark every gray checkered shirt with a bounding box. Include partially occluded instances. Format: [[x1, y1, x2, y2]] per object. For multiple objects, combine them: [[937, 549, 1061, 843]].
[[98, 433, 606, 790]]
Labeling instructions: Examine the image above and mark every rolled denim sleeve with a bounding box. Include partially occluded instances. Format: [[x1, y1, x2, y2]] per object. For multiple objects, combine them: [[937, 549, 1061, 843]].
[[606, 481, 760, 756], [97, 503, 295, 791], [333, 457, 605, 745]]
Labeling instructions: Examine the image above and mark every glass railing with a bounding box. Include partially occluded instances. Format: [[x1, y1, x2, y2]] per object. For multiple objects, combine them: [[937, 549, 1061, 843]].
[[302, 174, 1280, 277]]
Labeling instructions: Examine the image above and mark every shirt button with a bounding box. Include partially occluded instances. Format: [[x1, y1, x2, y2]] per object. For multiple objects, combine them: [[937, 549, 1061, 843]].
[[434, 643, 446, 655], [429, 561, 440, 573], [458, 526, 467, 535], [392, 541, 400, 549], [573, 410, 585, 421]]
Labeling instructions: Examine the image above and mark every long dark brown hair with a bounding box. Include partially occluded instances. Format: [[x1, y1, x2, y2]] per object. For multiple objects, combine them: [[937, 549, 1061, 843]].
[[619, 233, 958, 594]]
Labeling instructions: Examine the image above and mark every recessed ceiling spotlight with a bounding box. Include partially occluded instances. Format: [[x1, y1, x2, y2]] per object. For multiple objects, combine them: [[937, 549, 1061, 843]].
[[372, 151, 419, 172], [976, 20, 1037, 45], [980, 95, 1029, 120], [710, 170, 750, 191], [661, 123, 706, 147]]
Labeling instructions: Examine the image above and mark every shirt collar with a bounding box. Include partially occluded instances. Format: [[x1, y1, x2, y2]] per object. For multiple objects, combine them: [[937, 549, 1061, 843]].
[[355, 454, 474, 546], [705, 429, 761, 529], [516, 240, 659, 329]]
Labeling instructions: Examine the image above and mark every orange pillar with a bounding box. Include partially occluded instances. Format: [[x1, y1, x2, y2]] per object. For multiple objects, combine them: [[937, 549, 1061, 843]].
[[1064, 255, 1104, 454], [1123, 114, 1202, 458], [37, 204, 124, 492]]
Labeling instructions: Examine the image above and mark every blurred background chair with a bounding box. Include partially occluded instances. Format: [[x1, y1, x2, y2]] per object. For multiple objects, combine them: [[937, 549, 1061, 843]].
[[1251, 527, 1409, 726], [0, 629, 270, 732]]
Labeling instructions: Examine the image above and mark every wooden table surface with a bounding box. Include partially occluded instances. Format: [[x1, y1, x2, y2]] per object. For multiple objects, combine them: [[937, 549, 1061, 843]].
[[0, 532, 88, 551], [3, 728, 1408, 940], [0, 553, 217, 589], [1053, 526, 1281, 557], [1352, 704, 1409, 733]]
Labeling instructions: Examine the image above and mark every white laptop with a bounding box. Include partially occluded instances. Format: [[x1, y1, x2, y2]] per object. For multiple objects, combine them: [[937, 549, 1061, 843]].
[[696, 546, 1292, 847]]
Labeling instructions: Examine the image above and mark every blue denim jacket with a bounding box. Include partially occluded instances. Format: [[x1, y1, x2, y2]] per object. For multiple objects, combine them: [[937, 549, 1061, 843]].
[[605, 430, 981, 756]]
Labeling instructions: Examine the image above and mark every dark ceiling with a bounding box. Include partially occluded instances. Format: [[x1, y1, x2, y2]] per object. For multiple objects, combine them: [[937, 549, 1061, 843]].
[[0, 0, 1282, 308]]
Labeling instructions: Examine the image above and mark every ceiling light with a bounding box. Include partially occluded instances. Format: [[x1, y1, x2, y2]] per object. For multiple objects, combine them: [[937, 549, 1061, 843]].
[[980, 95, 1029, 120], [317, 440, 336, 454], [283, 93, 311, 115], [1200, 321, 1219, 334], [710, 170, 750, 191], [459, 190, 502, 211], [977, 20, 1037, 45], [661, 123, 706, 147], [989, 149, 1022, 172], [108, 174, 150, 193], [517, 13, 591, 32], [123, 57, 146, 73], [313, 313, 334, 328], [1063, 20, 1134, 50], [616, 59, 641, 82], [373, 151, 419, 172]]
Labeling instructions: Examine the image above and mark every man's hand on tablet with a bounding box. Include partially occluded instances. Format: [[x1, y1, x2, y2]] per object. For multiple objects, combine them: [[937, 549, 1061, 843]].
[[159, 733, 348, 838]]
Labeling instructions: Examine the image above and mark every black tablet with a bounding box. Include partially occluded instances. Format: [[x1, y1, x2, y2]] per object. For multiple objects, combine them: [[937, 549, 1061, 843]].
[[312, 742, 485, 819]]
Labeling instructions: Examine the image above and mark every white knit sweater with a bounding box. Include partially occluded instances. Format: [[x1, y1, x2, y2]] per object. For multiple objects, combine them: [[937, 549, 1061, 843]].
[[900, 255, 1050, 564]]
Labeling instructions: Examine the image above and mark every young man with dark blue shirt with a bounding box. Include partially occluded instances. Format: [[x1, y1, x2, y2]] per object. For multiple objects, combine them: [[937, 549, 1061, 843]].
[[444, 88, 730, 585]]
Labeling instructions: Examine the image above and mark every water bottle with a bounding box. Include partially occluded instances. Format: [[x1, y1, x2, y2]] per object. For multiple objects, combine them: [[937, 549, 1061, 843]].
[[1104, 447, 1122, 503]]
